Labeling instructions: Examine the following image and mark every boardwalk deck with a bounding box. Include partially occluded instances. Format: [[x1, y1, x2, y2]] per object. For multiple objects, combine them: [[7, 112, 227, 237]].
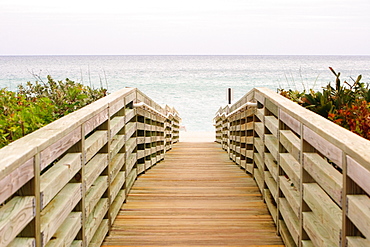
[[102, 142, 284, 247]]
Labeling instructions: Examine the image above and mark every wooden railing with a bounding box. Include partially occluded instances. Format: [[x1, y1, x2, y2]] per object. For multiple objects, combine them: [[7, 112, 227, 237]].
[[215, 87, 370, 247], [0, 88, 180, 247]]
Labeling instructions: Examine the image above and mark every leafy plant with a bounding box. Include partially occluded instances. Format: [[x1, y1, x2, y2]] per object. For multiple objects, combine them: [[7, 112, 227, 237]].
[[279, 68, 370, 140], [0, 76, 108, 148]]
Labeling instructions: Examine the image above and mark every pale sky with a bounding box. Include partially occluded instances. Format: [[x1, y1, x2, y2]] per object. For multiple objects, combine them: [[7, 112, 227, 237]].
[[1, 0, 370, 55]]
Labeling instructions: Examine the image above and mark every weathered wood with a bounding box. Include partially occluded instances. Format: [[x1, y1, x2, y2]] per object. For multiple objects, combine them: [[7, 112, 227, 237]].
[[347, 155, 370, 195], [110, 134, 125, 159], [265, 171, 278, 200], [84, 108, 109, 135], [280, 176, 300, 217], [264, 189, 277, 224], [85, 131, 108, 162], [0, 157, 34, 204], [303, 183, 341, 239], [279, 109, 301, 135], [265, 153, 278, 180], [44, 212, 81, 247], [103, 142, 283, 246], [278, 220, 296, 247], [280, 130, 300, 161], [85, 198, 109, 245], [347, 236, 370, 247], [40, 127, 81, 170], [279, 198, 299, 245], [347, 195, 370, 239], [303, 153, 342, 204], [40, 183, 81, 246], [85, 176, 108, 217], [0, 196, 35, 247], [265, 134, 279, 160], [303, 126, 342, 168], [265, 115, 279, 137], [84, 154, 108, 191], [303, 211, 337, 247], [40, 153, 81, 209], [279, 153, 300, 190], [110, 172, 125, 203], [109, 189, 126, 222], [8, 237, 35, 247], [88, 219, 109, 247]]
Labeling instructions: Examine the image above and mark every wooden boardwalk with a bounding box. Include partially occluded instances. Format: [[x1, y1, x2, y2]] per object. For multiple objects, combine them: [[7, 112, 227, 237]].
[[102, 142, 284, 247]]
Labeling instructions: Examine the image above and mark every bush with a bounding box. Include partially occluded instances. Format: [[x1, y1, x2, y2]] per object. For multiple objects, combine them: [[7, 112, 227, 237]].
[[0, 76, 107, 148], [279, 68, 370, 140]]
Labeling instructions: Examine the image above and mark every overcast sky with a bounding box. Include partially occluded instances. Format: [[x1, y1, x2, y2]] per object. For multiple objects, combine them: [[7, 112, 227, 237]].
[[1, 0, 369, 55]]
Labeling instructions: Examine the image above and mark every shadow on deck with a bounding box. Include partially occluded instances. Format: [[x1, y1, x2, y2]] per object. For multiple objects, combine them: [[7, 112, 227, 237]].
[[102, 142, 284, 247]]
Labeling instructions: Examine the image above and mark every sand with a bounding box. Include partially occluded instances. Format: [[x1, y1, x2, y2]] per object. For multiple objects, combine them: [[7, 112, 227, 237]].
[[179, 131, 215, 142]]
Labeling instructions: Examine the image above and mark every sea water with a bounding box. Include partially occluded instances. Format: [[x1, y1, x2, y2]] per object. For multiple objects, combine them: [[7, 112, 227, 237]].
[[1, 55, 370, 131]]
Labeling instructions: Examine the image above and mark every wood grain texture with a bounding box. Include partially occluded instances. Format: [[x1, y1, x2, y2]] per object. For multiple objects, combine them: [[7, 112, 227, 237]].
[[103, 142, 284, 247]]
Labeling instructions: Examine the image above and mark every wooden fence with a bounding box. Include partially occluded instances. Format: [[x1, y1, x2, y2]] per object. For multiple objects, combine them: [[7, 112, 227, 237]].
[[0, 88, 180, 247], [215, 87, 370, 247]]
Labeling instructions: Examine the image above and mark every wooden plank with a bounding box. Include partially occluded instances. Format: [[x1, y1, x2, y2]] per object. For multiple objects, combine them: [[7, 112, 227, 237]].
[[255, 122, 264, 138], [124, 109, 136, 124], [125, 168, 137, 195], [40, 183, 81, 246], [103, 142, 283, 247], [347, 195, 370, 239], [347, 236, 370, 247], [109, 189, 126, 223], [40, 153, 81, 209], [303, 211, 337, 247], [110, 171, 125, 203], [279, 153, 300, 190], [280, 130, 300, 162], [0, 157, 34, 204], [265, 98, 278, 117], [254, 137, 264, 155], [85, 198, 109, 245], [109, 153, 125, 182], [84, 108, 109, 135], [85, 176, 108, 217], [40, 127, 81, 170], [265, 171, 277, 200], [109, 97, 125, 117], [265, 115, 279, 137], [264, 189, 277, 224], [303, 183, 341, 239], [303, 126, 342, 168], [0, 196, 35, 247], [265, 153, 278, 181], [265, 134, 279, 160], [110, 134, 125, 159], [85, 154, 108, 191], [280, 176, 300, 217], [347, 155, 370, 195], [88, 219, 109, 247], [278, 220, 297, 247], [279, 198, 299, 245], [303, 153, 342, 204], [44, 212, 82, 247], [8, 238, 35, 247], [279, 109, 301, 135], [85, 131, 108, 162]]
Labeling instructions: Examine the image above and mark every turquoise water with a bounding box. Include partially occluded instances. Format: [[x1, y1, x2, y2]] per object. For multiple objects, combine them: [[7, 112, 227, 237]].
[[1, 55, 370, 131]]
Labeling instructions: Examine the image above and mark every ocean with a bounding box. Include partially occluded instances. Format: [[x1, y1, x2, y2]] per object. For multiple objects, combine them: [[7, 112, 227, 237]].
[[1, 55, 370, 132]]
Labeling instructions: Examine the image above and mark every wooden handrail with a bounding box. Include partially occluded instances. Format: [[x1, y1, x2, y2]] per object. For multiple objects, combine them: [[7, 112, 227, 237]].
[[215, 87, 370, 247], [0, 87, 180, 247]]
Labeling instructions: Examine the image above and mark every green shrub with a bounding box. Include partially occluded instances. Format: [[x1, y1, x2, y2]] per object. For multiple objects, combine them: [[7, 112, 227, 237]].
[[0, 76, 107, 148], [279, 68, 370, 140]]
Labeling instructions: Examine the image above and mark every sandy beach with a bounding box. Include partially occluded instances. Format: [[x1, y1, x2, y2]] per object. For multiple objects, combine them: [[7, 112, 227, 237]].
[[179, 131, 215, 142]]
